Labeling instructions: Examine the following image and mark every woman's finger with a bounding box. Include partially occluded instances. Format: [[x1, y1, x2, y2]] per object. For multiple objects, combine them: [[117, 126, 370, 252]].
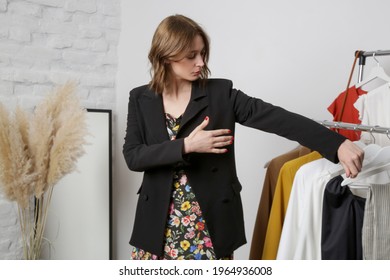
[[212, 136, 233, 147], [210, 129, 232, 137], [211, 148, 228, 154]]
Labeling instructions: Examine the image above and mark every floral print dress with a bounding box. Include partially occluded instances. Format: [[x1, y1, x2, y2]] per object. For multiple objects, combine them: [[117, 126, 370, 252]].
[[130, 113, 232, 260]]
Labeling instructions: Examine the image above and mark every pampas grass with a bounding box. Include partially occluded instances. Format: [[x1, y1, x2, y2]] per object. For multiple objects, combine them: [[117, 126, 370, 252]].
[[0, 104, 36, 209], [0, 82, 88, 259]]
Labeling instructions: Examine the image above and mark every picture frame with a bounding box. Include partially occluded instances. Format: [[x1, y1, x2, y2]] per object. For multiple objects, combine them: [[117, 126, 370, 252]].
[[42, 109, 112, 260]]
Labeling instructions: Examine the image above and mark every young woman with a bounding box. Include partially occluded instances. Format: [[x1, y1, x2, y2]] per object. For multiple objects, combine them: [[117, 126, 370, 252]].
[[123, 14, 364, 260]]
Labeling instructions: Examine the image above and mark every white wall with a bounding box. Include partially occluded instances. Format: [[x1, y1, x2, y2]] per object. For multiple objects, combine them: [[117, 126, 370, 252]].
[[0, 0, 120, 111], [0, 0, 121, 259], [115, 0, 390, 260]]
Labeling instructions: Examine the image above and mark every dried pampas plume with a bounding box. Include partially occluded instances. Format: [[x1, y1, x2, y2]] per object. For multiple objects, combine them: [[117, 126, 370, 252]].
[[0, 82, 88, 259], [29, 82, 88, 198], [0, 104, 36, 208]]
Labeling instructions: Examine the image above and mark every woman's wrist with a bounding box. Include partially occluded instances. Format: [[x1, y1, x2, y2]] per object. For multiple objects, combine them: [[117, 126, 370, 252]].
[[183, 137, 191, 154]]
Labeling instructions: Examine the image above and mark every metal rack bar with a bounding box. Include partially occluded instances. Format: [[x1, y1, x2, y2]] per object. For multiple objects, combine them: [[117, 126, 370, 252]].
[[356, 49, 390, 82], [316, 120, 390, 135]]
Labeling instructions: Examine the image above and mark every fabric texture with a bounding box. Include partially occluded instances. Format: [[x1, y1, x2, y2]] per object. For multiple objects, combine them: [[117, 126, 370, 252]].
[[277, 158, 337, 259], [261, 151, 322, 260], [327, 85, 367, 141], [321, 176, 366, 260], [362, 183, 390, 260], [354, 84, 390, 147], [131, 114, 232, 260], [249, 146, 311, 260]]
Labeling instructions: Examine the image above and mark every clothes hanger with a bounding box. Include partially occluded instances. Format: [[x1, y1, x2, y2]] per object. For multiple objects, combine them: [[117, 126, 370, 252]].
[[346, 182, 370, 189], [358, 146, 390, 172], [355, 53, 390, 88], [341, 161, 390, 186], [325, 142, 381, 178], [368, 127, 376, 144], [341, 146, 390, 186], [263, 144, 302, 168]]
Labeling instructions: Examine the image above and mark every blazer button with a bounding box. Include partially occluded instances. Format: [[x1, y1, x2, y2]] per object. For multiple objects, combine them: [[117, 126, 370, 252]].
[[142, 194, 148, 201], [211, 167, 218, 173]]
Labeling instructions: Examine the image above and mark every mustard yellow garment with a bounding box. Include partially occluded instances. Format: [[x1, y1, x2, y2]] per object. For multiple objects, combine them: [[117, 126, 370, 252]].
[[261, 151, 322, 260], [250, 146, 311, 260]]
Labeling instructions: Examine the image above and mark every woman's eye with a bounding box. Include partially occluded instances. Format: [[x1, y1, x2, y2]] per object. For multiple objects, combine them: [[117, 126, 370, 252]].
[[187, 53, 196, 59]]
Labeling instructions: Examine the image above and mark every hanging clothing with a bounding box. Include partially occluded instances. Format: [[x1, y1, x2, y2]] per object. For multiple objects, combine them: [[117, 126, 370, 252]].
[[277, 158, 337, 260], [261, 151, 322, 260], [327, 85, 367, 141], [354, 83, 390, 147], [130, 114, 232, 260], [321, 176, 366, 260], [363, 183, 390, 260], [249, 146, 311, 260]]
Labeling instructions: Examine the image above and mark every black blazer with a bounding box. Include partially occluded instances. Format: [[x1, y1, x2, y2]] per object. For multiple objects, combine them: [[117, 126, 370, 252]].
[[123, 78, 346, 258]]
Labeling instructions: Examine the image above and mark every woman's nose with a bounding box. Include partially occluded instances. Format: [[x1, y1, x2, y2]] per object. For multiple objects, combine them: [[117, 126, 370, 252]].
[[196, 55, 204, 67]]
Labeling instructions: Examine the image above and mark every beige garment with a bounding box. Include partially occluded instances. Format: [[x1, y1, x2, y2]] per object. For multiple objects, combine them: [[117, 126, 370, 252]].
[[249, 146, 311, 260], [363, 183, 390, 260], [262, 151, 322, 260]]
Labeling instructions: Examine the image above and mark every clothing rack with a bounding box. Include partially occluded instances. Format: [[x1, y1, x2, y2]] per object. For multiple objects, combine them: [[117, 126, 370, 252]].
[[315, 50, 390, 136], [356, 49, 390, 82], [316, 120, 390, 135]]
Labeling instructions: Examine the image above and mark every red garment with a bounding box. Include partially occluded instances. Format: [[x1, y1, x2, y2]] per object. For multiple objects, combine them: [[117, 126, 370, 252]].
[[327, 86, 367, 141]]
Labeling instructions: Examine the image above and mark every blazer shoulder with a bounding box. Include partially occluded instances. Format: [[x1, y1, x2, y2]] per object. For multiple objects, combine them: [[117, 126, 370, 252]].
[[129, 84, 153, 99], [203, 79, 236, 101], [206, 78, 233, 89]]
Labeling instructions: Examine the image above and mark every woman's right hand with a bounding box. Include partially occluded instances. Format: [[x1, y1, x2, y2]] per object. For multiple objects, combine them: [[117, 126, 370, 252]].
[[337, 139, 364, 178], [183, 116, 233, 154]]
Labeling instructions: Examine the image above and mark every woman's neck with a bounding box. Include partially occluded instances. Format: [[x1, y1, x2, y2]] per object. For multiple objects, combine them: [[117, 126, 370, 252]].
[[164, 79, 191, 98], [162, 80, 192, 118]]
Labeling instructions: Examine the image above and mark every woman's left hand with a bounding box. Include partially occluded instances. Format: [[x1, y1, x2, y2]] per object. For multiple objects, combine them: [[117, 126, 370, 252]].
[[337, 139, 364, 178]]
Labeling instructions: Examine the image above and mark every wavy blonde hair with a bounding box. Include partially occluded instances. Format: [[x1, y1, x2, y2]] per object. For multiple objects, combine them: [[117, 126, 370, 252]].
[[148, 14, 211, 94]]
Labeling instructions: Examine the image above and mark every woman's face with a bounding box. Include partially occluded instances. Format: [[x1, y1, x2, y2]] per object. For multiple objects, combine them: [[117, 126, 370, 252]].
[[168, 35, 205, 82]]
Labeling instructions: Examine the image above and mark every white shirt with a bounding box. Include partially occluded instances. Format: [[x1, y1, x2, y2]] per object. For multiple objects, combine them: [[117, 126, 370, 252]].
[[354, 83, 390, 147], [276, 158, 337, 260]]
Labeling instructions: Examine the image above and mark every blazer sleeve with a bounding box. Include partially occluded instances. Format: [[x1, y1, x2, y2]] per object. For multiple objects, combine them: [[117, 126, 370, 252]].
[[122, 91, 188, 172], [229, 87, 346, 163]]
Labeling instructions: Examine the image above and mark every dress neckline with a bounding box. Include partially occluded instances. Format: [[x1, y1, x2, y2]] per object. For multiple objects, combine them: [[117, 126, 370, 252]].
[[165, 112, 183, 120]]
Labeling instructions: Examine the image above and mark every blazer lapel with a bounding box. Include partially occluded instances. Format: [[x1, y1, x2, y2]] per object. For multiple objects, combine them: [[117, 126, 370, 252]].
[[139, 82, 209, 142], [179, 81, 209, 135], [139, 89, 169, 143]]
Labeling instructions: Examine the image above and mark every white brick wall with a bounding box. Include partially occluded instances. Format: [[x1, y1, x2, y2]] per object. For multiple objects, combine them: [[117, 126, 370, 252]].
[[0, 193, 23, 260], [0, 0, 121, 259]]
